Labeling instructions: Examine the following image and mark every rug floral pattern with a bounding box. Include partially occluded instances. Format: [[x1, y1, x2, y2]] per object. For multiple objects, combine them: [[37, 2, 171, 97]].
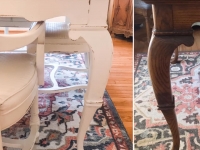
[[134, 52, 200, 150], [1, 53, 132, 150]]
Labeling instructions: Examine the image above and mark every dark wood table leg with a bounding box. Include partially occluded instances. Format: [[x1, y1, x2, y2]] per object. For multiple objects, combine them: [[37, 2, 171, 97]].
[[148, 35, 194, 150], [145, 16, 151, 42], [161, 109, 179, 150]]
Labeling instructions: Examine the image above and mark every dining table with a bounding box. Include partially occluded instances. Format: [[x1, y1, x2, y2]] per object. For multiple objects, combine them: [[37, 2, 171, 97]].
[[141, 0, 200, 149], [0, 0, 113, 150]]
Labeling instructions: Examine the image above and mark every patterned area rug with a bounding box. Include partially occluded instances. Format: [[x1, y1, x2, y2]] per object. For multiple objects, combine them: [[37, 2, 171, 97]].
[[134, 52, 200, 150], [2, 53, 132, 150]]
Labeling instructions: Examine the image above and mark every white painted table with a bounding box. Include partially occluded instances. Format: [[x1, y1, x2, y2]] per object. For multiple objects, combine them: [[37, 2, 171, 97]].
[[0, 1, 114, 150]]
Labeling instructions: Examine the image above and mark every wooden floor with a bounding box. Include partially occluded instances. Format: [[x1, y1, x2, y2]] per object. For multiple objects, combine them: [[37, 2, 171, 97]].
[[106, 35, 133, 141]]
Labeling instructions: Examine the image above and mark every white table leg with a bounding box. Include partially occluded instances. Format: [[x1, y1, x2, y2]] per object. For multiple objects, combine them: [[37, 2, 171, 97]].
[[69, 29, 113, 150]]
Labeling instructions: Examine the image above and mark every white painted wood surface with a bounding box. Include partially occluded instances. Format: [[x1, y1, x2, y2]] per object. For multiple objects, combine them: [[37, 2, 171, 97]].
[[0, 22, 44, 149], [0, 0, 114, 149], [0, 0, 89, 24], [0, 22, 44, 51], [68, 29, 113, 150], [0, 0, 111, 26]]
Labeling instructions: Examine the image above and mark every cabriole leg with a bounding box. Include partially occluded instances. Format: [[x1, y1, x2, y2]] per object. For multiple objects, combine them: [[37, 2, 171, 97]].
[[148, 35, 193, 150], [69, 29, 113, 150]]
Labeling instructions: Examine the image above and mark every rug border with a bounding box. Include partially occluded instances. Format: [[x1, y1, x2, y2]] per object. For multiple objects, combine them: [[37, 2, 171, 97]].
[[134, 53, 147, 74], [103, 90, 133, 150]]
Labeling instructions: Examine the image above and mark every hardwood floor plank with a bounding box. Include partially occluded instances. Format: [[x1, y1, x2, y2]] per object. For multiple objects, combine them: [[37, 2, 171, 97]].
[[106, 35, 133, 141]]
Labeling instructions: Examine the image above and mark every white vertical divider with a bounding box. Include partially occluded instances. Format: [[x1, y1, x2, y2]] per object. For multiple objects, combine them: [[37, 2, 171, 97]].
[[4, 27, 9, 34]]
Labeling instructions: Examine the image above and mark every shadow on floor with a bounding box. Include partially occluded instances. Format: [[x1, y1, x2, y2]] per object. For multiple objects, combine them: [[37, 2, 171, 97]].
[[113, 34, 133, 43]]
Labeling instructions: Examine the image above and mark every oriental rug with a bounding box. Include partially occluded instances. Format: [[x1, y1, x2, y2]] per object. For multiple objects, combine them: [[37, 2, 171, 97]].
[[134, 52, 200, 150], [2, 53, 132, 150]]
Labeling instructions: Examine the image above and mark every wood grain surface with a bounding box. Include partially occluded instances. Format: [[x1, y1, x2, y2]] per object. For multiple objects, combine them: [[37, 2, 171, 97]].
[[143, 3, 199, 149], [106, 36, 133, 141], [142, 0, 200, 5]]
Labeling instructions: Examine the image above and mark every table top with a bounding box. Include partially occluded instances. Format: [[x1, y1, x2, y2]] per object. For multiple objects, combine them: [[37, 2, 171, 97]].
[[0, 0, 110, 27]]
